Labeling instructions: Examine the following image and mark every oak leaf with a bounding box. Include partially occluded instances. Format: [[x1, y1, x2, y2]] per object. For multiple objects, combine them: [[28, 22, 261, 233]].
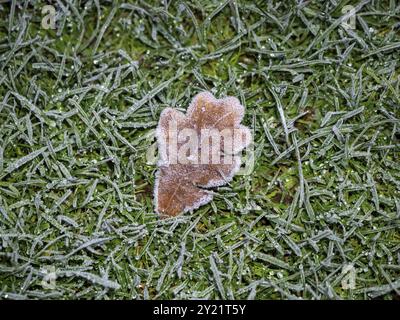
[[154, 91, 251, 217]]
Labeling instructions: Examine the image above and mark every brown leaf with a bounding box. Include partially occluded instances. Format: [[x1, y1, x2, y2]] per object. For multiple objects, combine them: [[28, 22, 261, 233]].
[[154, 92, 252, 217]]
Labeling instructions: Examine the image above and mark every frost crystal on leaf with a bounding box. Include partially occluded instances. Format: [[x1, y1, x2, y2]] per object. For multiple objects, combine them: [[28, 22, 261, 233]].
[[154, 91, 252, 217]]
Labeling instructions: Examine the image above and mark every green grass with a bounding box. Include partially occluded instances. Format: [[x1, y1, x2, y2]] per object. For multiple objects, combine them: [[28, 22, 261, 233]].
[[0, 0, 399, 300]]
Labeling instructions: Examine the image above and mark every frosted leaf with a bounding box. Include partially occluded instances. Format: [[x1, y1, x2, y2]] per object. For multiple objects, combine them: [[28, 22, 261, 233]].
[[154, 91, 252, 217]]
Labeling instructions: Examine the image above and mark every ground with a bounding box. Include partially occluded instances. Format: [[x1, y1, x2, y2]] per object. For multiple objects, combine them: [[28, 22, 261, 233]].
[[0, 0, 399, 300]]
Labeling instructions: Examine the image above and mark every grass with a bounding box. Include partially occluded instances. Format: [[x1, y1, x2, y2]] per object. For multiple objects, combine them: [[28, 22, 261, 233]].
[[0, 0, 399, 300]]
